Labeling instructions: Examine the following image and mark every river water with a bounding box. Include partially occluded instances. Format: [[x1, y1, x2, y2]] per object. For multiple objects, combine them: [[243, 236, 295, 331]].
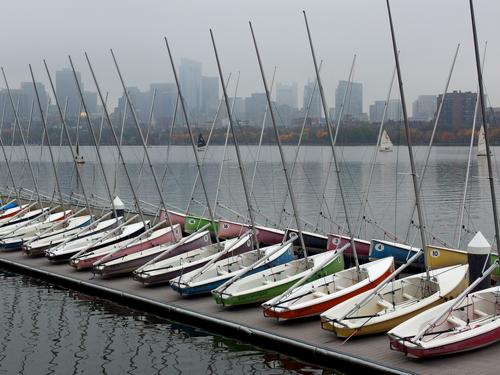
[[0, 269, 328, 374], [0, 144, 498, 374], [4, 145, 498, 247]]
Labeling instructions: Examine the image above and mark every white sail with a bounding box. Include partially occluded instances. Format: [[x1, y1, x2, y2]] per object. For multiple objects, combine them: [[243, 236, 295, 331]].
[[477, 125, 491, 156], [379, 129, 393, 152]]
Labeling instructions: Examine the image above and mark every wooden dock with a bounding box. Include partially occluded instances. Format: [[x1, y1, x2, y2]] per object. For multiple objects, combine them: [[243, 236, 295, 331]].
[[0, 250, 497, 375]]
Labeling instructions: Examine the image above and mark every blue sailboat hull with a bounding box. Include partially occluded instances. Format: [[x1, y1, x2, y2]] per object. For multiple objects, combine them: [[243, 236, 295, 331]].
[[368, 239, 424, 265], [171, 248, 295, 296]]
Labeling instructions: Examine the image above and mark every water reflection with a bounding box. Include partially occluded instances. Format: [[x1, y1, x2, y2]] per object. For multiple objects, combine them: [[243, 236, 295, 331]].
[[0, 269, 331, 374]]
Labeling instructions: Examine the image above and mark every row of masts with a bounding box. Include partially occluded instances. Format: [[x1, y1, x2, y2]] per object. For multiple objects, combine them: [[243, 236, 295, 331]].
[[0, 2, 496, 268]]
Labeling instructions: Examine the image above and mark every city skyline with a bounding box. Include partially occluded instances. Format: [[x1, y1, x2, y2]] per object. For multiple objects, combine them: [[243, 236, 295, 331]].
[[0, 68, 489, 128], [0, 0, 499, 114]]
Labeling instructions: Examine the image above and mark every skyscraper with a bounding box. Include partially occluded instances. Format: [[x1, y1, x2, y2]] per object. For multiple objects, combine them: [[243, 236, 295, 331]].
[[20, 82, 48, 120], [369, 100, 386, 123], [150, 83, 177, 125], [412, 95, 437, 121], [56, 68, 82, 118], [201, 76, 219, 119], [115, 87, 149, 123], [276, 82, 298, 109], [245, 93, 268, 126], [179, 58, 202, 113], [386, 99, 402, 122], [303, 81, 321, 120], [334, 80, 363, 121]]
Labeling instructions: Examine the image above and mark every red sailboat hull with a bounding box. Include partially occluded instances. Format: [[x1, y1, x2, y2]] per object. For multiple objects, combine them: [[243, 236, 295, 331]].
[[262, 266, 393, 320], [72, 225, 182, 270], [218, 219, 284, 245], [389, 326, 500, 359], [327, 234, 370, 257]]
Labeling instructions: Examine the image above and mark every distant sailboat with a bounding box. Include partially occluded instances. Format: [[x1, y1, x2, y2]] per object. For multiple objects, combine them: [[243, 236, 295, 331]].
[[379, 129, 393, 152], [477, 125, 491, 156], [75, 113, 85, 164], [197, 133, 206, 151]]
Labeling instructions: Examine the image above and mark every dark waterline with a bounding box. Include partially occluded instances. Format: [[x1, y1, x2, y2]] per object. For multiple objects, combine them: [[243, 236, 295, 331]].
[[0, 268, 336, 375]]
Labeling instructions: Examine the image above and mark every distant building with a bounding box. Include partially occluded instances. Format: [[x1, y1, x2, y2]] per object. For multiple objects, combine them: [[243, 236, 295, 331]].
[[436, 91, 477, 129], [369, 100, 386, 123], [150, 83, 177, 125], [0, 82, 48, 123], [56, 68, 83, 118], [276, 82, 298, 109], [232, 97, 245, 121], [245, 93, 268, 126], [412, 95, 437, 121], [83, 91, 98, 115], [114, 86, 149, 124], [20, 82, 48, 120], [303, 81, 322, 121], [387, 99, 402, 122], [334, 80, 363, 121], [488, 107, 500, 125], [179, 58, 202, 114], [201, 76, 219, 120]]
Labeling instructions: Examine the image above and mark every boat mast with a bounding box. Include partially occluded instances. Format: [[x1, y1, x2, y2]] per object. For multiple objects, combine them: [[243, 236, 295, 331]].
[[277, 62, 321, 230], [135, 88, 156, 192], [455, 43, 486, 248], [213, 72, 240, 217], [29, 65, 65, 210], [249, 21, 307, 256], [79, 54, 149, 224], [385, 0, 429, 278], [404, 44, 460, 243], [43, 61, 94, 215], [185, 75, 231, 215], [159, 95, 179, 188], [302, 12, 359, 269], [249, 67, 276, 198], [356, 64, 396, 237], [1, 68, 44, 210], [469, 0, 500, 249], [0, 102, 21, 204], [164, 37, 220, 247], [313, 54, 356, 235], [210, 29, 259, 249], [110, 49, 177, 231]]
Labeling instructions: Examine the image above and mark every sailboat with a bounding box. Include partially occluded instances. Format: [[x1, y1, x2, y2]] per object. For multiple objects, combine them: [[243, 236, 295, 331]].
[[379, 129, 394, 152], [321, 0, 471, 338], [477, 125, 491, 156], [133, 234, 252, 286], [75, 113, 85, 164], [388, 0, 500, 358], [197, 132, 206, 151], [213, 251, 345, 306], [388, 240, 499, 358], [389, 284, 500, 358], [262, 256, 394, 320], [170, 241, 295, 296], [92, 229, 210, 278]]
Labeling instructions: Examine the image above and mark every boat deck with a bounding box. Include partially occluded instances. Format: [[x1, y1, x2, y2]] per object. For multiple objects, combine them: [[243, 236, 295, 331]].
[[0, 251, 497, 375]]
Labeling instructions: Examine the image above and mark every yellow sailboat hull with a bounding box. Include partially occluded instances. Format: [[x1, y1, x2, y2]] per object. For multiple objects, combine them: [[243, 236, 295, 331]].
[[321, 300, 444, 338], [321, 271, 468, 338], [426, 245, 499, 281]]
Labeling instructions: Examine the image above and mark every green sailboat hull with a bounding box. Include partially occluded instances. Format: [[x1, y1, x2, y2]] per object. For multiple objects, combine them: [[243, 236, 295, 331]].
[[184, 215, 219, 234], [493, 253, 500, 280], [214, 255, 345, 306]]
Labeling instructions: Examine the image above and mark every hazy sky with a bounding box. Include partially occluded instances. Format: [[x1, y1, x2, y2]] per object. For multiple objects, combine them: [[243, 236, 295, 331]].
[[1, 0, 499, 112]]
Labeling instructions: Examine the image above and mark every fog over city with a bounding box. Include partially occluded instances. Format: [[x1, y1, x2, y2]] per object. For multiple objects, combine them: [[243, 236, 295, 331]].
[[1, 0, 499, 112]]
